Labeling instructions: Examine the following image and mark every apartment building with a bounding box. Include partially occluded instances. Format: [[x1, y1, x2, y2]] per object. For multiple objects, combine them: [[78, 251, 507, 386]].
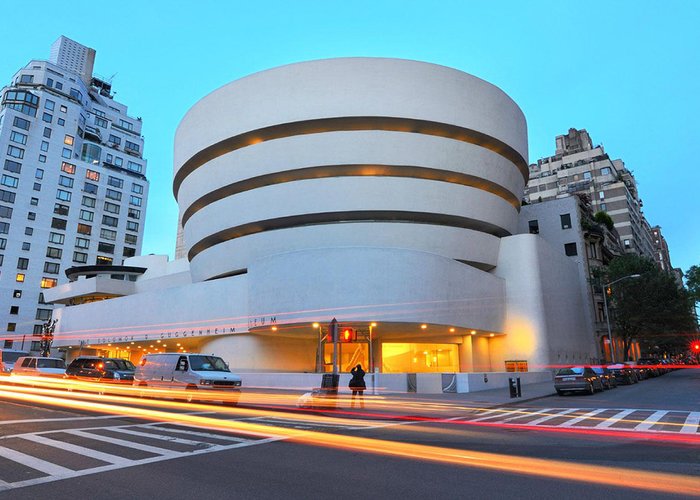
[[0, 36, 148, 351]]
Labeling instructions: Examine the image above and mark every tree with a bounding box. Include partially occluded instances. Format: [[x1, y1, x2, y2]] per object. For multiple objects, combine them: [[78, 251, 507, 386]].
[[686, 265, 700, 303], [593, 211, 614, 231], [602, 255, 696, 360]]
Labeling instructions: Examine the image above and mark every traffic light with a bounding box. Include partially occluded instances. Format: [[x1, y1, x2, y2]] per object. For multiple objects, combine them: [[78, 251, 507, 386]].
[[340, 327, 356, 342], [606, 287, 612, 296], [692, 341, 700, 352]]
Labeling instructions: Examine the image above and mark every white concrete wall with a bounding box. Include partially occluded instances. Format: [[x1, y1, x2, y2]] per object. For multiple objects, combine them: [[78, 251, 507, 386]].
[[494, 234, 595, 370], [246, 247, 506, 333]]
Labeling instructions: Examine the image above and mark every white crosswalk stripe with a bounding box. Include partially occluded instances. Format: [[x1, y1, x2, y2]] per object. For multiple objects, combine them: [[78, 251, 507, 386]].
[[18, 434, 132, 465], [527, 408, 580, 426], [634, 410, 668, 431], [559, 408, 608, 427], [595, 409, 635, 429], [680, 412, 700, 434], [0, 444, 74, 476]]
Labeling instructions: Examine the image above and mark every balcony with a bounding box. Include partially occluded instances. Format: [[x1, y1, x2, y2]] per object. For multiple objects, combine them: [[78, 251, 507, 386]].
[[84, 126, 102, 143]]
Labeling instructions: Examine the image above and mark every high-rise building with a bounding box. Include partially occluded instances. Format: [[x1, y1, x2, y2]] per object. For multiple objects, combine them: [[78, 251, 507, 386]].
[[525, 128, 655, 259], [0, 36, 148, 351]]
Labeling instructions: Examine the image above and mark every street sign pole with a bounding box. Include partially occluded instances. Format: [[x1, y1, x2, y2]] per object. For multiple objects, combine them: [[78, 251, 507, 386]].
[[330, 318, 338, 374]]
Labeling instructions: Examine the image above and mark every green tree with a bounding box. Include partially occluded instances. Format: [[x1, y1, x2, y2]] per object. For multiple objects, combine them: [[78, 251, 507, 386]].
[[603, 255, 695, 360], [686, 265, 700, 303], [593, 211, 614, 231]]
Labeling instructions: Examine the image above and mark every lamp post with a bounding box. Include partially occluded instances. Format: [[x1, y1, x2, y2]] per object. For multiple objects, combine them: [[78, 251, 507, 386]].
[[603, 274, 641, 363], [313, 322, 322, 372], [369, 322, 376, 395]]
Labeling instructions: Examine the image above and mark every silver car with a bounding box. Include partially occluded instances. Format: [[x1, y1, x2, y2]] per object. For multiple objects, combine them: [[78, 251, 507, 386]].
[[554, 366, 604, 395]]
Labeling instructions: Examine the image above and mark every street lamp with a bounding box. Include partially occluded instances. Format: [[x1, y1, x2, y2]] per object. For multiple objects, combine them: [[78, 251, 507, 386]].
[[603, 274, 641, 363], [369, 322, 377, 395], [313, 322, 322, 372]]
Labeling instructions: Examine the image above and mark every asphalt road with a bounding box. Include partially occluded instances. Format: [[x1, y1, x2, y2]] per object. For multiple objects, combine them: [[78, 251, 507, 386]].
[[0, 369, 698, 499]]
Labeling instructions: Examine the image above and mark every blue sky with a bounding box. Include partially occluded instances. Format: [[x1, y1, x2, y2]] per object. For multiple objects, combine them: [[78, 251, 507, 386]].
[[1, 0, 698, 272]]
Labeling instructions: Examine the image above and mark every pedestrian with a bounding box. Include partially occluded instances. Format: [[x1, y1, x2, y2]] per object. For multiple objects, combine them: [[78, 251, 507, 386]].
[[349, 364, 366, 408]]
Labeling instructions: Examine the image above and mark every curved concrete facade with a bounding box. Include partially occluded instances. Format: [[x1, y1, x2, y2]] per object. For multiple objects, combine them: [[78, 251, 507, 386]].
[[174, 58, 528, 282]]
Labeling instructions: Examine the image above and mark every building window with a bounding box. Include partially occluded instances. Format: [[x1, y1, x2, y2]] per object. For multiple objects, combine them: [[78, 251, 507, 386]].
[[564, 242, 578, 256], [75, 237, 90, 249], [0, 189, 15, 203], [54, 203, 69, 216], [108, 176, 124, 188], [56, 189, 71, 202], [7, 323, 16, 332], [46, 247, 63, 259], [126, 221, 139, 232], [108, 134, 121, 146], [123, 247, 136, 258], [81, 143, 101, 164], [102, 215, 118, 227], [44, 99, 55, 111], [84, 182, 98, 194], [36, 169, 44, 180], [77, 224, 92, 235], [79, 210, 94, 222], [10, 131, 27, 145], [64, 134, 74, 146], [95, 116, 108, 128], [49, 232, 64, 244], [100, 228, 116, 240], [43, 262, 60, 274], [13, 117, 30, 130], [21, 242, 30, 251], [104, 202, 120, 214], [13, 290, 21, 298], [9, 306, 19, 315], [43, 127, 52, 138], [0, 206, 12, 218], [132, 183, 143, 194], [82, 196, 96, 208], [127, 161, 142, 173], [17, 257, 29, 270], [24, 227, 33, 236], [57, 118, 65, 126], [16, 273, 25, 282], [96, 256, 113, 266], [0, 222, 10, 234], [42, 112, 53, 123], [60, 162, 76, 175], [119, 119, 134, 131], [560, 213, 572, 229], [125, 234, 137, 245], [60, 105, 67, 113], [30, 197, 38, 206], [600, 203, 607, 211], [41, 141, 49, 152], [58, 175, 74, 188], [27, 212, 35, 220], [528, 220, 539, 234], [38, 155, 46, 163], [1, 175, 19, 188], [129, 195, 142, 207], [128, 208, 140, 219], [106, 189, 122, 201], [62, 147, 72, 159], [599, 191, 605, 200], [7, 145, 24, 159], [36, 309, 52, 321], [73, 251, 88, 263], [4, 159, 22, 173], [98, 242, 115, 254], [624, 239, 631, 248], [40, 277, 58, 289], [601, 167, 611, 176], [86, 170, 100, 181]]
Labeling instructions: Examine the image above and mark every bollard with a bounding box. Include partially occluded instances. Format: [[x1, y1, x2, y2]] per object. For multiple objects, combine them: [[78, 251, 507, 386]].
[[516, 377, 522, 397], [508, 377, 517, 398]]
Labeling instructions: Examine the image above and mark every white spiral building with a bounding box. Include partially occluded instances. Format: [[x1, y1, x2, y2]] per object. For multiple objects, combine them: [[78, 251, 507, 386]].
[[49, 58, 594, 392]]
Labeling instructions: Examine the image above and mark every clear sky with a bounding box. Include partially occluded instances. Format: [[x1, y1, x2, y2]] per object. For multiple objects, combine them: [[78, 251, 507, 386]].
[[1, 0, 698, 273]]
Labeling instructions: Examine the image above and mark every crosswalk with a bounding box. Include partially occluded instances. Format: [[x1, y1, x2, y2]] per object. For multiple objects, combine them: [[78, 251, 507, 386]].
[[0, 414, 394, 492], [459, 407, 700, 435]]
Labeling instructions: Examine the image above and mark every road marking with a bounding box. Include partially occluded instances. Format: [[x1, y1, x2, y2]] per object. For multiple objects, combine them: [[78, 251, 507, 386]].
[[147, 424, 251, 442], [595, 409, 636, 429], [500, 408, 554, 423], [634, 411, 668, 431], [526, 408, 580, 426], [469, 408, 520, 422], [107, 427, 212, 447], [679, 412, 700, 434], [0, 444, 73, 475], [559, 409, 608, 427], [0, 411, 214, 426], [18, 434, 131, 465], [65, 429, 174, 455]]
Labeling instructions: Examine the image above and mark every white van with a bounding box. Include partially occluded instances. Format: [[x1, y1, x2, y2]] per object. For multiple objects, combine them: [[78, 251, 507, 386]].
[[11, 356, 66, 378], [134, 353, 241, 404], [0, 349, 30, 375]]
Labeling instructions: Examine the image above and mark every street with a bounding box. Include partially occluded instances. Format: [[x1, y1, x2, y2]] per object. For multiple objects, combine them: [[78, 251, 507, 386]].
[[0, 369, 698, 499]]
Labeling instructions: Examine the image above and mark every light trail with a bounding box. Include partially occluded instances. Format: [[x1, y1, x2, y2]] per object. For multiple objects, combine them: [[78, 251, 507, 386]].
[[0, 385, 698, 496]]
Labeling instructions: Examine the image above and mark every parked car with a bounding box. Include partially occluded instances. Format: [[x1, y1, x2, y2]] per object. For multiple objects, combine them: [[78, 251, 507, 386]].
[[591, 366, 617, 389], [135, 353, 241, 405], [607, 364, 638, 385], [637, 357, 665, 376], [554, 366, 604, 395], [65, 356, 135, 385], [0, 349, 30, 375], [11, 356, 66, 378]]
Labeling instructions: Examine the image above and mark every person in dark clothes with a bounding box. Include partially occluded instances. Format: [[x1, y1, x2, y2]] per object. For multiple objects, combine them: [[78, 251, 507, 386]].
[[349, 364, 366, 408]]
